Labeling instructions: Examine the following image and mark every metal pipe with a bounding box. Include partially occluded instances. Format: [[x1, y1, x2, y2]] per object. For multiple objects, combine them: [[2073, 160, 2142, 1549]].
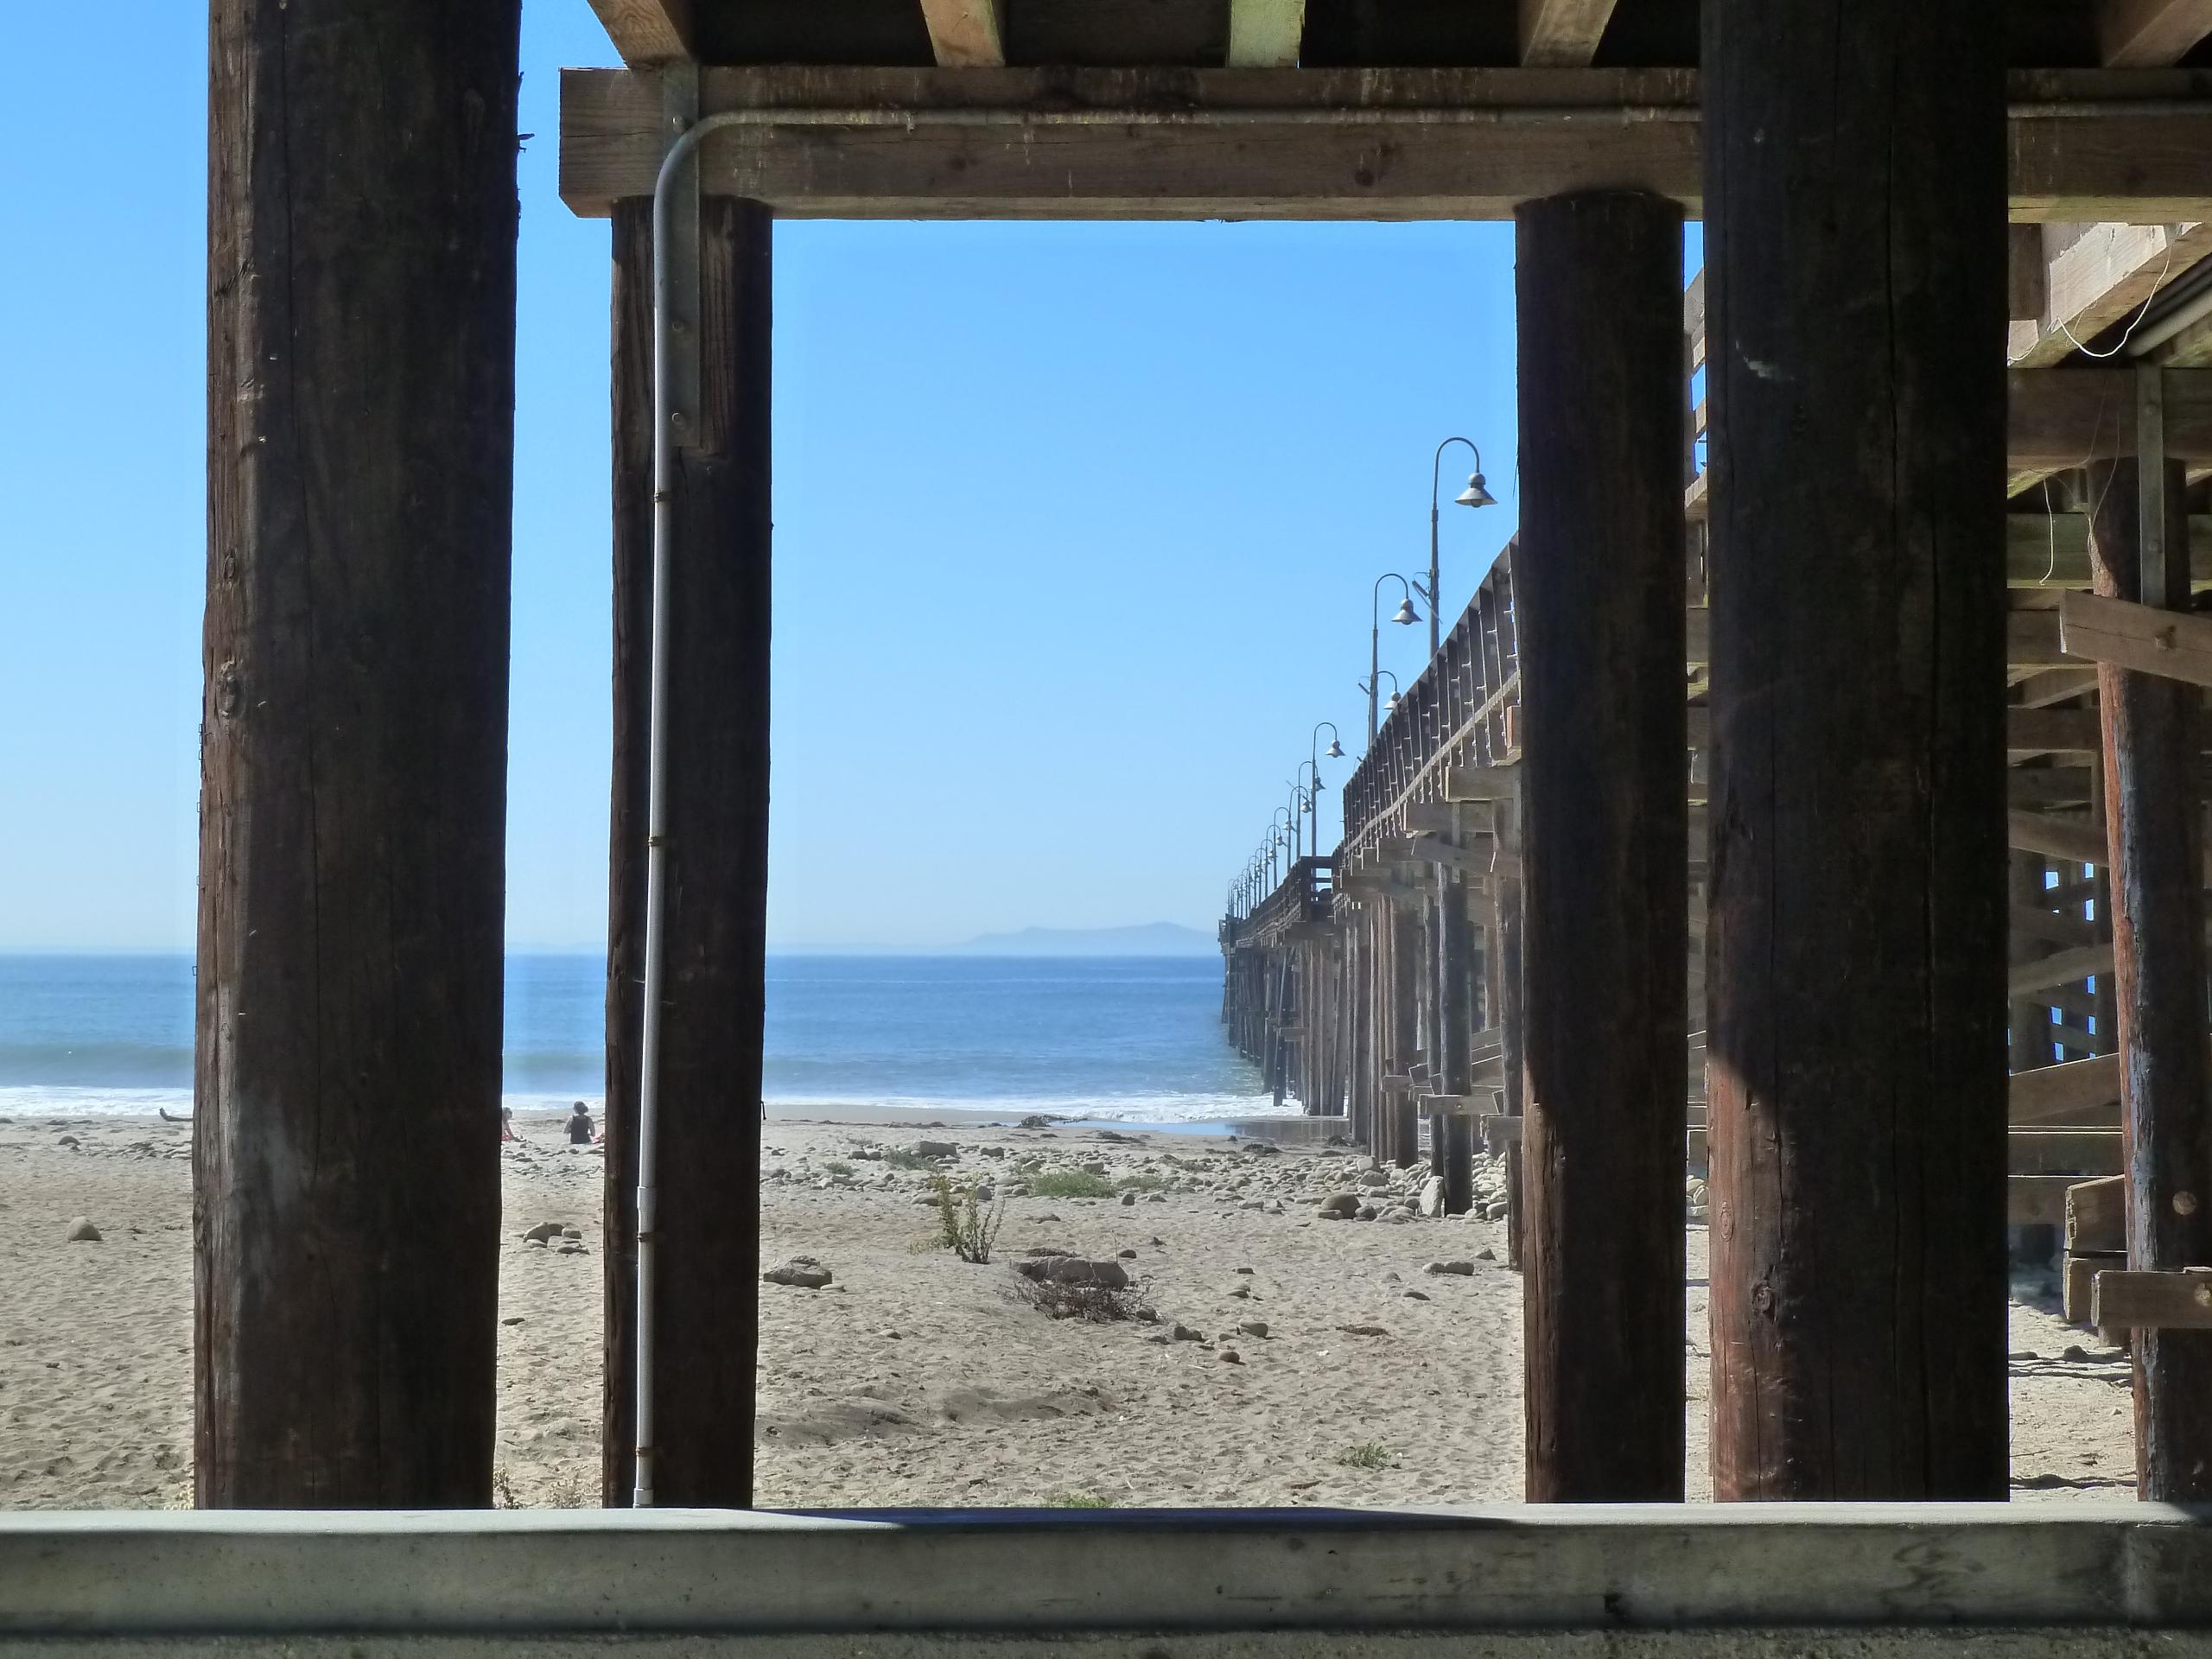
[[2127, 276, 2212, 359], [638, 107, 751, 1511]]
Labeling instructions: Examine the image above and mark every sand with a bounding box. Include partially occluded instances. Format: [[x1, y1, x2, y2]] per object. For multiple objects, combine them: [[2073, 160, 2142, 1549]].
[[0, 1110, 2136, 1510]]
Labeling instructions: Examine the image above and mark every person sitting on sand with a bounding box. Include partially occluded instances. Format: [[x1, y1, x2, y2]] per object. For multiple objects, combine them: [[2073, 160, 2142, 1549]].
[[567, 1101, 595, 1146], [500, 1106, 519, 1143]]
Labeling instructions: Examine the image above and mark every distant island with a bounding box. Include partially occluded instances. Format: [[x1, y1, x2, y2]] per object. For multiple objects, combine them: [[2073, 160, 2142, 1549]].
[[951, 922, 1215, 957]]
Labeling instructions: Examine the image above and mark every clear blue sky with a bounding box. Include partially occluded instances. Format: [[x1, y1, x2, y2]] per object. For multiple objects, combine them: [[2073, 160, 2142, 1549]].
[[0, 4, 1697, 952]]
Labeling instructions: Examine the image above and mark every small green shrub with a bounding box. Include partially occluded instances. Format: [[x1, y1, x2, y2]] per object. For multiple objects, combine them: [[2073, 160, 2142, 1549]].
[[823, 1160, 855, 1177], [931, 1175, 1007, 1263], [1337, 1441, 1393, 1471], [881, 1149, 935, 1171], [1046, 1490, 1116, 1509], [1029, 1169, 1116, 1200], [1116, 1172, 1166, 1192]]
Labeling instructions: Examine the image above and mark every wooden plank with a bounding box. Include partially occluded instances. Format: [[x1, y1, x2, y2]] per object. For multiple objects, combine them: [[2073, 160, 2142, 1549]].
[[1519, 0, 1619, 67], [2069, 1173, 2129, 1254], [1704, 0, 2006, 1504], [2006, 226, 2212, 370], [2009, 513, 2212, 587], [198, 0, 516, 1508], [2012, 1053, 2124, 1125], [918, 0, 1005, 67], [2013, 904, 2102, 948], [2009, 1128, 2124, 1177], [1516, 190, 1685, 1503], [1444, 762, 1522, 803], [557, 67, 2212, 220], [2012, 1174, 2082, 1228], [2100, 0, 2212, 67], [584, 0, 693, 66], [1225, 0, 1304, 67], [2009, 942, 2116, 997], [2096, 1268, 2212, 1329], [2063, 588, 2212, 689], [2088, 450, 2212, 1498], [604, 198, 771, 1507], [2009, 808, 2107, 868], [2007, 368, 2212, 467], [2067, 1251, 2128, 1322]]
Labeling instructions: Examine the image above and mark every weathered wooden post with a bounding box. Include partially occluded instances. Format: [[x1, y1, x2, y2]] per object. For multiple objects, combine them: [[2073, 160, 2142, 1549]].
[[604, 194, 772, 1507], [2087, 451, 2212, 1501], [1390, 901, 1424, 1167], [1493, 867, 1528, 1269], [1515, 189, 1688, 1502], [1704, 0, 2010, 1499], [1440, 872, 1478, 1215], [197, 0, 519, 1507]]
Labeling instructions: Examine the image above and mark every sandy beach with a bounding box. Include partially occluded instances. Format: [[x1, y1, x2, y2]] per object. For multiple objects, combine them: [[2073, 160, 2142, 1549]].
[[1, 1109, 2135, 1510]]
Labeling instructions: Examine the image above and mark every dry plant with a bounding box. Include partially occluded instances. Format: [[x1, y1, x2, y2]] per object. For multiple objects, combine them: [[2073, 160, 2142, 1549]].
[[1022, 1276, 1153, 1325]]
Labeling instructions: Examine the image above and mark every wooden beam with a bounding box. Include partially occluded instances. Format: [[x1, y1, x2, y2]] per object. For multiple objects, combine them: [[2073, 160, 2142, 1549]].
[[2009, 512, 2212, 587], [557, 67, 2212, 221], [2009, 808, 2107, 868], [2063, 588, 2212, 688], [2006, 225, 2212, 370], [2095, 1268, 2212, 1328], [2010, 942, 2116, 997], [2010, 1128, 2125, 1176], [199, 0, 516, 1506], [1519, 0, 1619, 67], [2100, 0, 2212, 67], [2012, 1052, 2123, 1125], [2007, 368, 2212, 467], [1226, 0, 1304, 67], [918, 0, 1005, 67], [584, 0, 693, 67]]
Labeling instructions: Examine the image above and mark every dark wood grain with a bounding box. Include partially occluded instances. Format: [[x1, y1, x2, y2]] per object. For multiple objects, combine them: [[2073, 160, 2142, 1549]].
[[603, 195, 772, 1508], [196, 0, 518, 1507], [1703, 0, 2010, 1501], [1515, 188, 1687, 1503], [2087, 454, 2212, 1501]]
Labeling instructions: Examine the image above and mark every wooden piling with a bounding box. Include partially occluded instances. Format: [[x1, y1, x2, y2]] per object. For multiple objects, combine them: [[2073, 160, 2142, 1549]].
[[1703, 0, 2010, 1500], [604, 196, 772, 1508], [2087, 454, 2212, 1501], [1440, 874, 1478, 1215], [1493, 868, 1528, 1270], [1515, 188, 1688, 1503], [196, 0, 519, 1508]]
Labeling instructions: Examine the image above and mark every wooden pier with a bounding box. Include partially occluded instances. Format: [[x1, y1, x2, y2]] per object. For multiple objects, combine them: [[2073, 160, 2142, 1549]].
[[187, 0, 2212, 1536]]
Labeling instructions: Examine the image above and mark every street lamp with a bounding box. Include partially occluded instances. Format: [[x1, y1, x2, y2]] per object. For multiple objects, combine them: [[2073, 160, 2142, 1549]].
[[1369, 573, 1421, 746], [1421, 435, 1497, 658], [1308, 721, 1344, 858]]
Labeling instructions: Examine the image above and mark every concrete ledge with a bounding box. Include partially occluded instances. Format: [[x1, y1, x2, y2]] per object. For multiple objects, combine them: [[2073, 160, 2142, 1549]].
[[6, 1504, 2212, 1638]]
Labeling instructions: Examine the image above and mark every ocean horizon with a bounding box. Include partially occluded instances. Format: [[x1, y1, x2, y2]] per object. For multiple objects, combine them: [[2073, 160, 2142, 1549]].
[[0, 951, 1283, 1124]]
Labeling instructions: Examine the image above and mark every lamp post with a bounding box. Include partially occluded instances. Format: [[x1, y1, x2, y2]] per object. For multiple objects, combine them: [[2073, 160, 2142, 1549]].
[[1422, 435, 1498, 658], [1293, 762, 1325, 861], [1309, 721, 1344, 856], [1369, 573, 1421, 747]]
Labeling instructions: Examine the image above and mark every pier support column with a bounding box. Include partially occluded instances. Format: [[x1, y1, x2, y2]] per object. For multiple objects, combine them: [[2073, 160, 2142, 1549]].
[[196, 0, 518, 1507], [605, 195, 772, 1507], [1389, 902, 1423, 1168], [1515, 189, 1687, 1503], [1704, 0, 2009, 1500], [2088, 454, 2212, 1501], [1492, 867, 1528, 1270], [1440, 873, 1478, 1215]]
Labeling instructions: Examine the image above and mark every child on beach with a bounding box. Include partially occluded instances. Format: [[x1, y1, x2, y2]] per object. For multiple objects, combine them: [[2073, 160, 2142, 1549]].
[[567, 1101, 596, 1145]]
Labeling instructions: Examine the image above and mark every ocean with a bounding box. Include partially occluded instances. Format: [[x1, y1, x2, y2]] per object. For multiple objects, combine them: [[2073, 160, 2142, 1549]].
[[0, 953, 1280, 1123]]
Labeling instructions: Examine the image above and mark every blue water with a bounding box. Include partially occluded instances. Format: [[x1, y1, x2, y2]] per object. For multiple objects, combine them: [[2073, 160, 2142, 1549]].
[[0, 953, 1275, 1122]]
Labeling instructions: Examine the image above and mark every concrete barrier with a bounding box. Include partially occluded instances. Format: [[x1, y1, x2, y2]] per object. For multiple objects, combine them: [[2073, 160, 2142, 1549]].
[[6, 1503, 2212, 1652]]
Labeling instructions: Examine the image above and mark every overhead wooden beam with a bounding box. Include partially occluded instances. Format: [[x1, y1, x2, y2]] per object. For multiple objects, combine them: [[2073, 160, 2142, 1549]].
[[2012, 1052, 2123, 1125], [2009, 808, 2107, 868], [2006, 367, 2212, 467], [2010, 512, 2212, 587], [2006, 224, 2212, 370], [1519, 0, 1619, 67], [2063, 588, 2212, 687], [584, 0, 694, 67], [918, 0, 1005, 67], [2100, 0, 2212, 67], [558, 67, 2212, 221], [1226, 0, 1305, 67]]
